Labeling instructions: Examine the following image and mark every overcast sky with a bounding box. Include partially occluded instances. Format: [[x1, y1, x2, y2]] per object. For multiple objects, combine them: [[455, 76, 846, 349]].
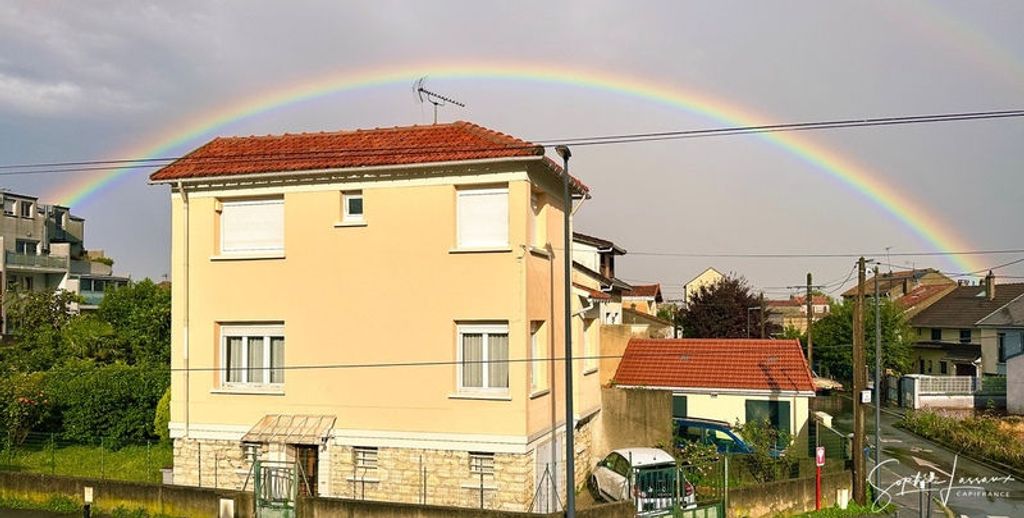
[[0, 1, 1021, 298]]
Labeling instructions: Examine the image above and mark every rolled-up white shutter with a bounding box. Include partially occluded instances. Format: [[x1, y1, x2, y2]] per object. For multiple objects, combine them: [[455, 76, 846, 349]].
[[220, 199, 284, 253], [457, 188, 508, 248]]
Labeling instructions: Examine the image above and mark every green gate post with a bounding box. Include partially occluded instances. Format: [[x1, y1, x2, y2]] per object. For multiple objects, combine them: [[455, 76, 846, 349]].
[[49, 433, 55, 475]]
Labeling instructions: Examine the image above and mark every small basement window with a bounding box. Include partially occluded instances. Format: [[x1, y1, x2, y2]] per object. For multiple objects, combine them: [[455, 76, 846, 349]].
[[469, 452, 495, 476], [353, 447, 378, 469]]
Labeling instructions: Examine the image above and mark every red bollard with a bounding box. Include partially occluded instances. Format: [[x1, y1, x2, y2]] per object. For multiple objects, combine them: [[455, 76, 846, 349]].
[[815, 465, 822, 510]]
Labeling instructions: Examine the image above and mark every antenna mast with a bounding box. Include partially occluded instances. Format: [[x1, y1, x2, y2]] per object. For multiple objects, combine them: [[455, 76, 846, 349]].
[[414, 77, 465, 124]]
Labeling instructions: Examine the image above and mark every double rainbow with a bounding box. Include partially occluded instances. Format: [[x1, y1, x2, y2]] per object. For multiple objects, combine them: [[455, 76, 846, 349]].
[[45, 62, 981, 273]]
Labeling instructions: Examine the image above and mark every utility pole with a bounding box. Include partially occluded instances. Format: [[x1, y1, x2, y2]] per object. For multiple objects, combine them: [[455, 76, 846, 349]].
[[759, 292, 766, 339], [806, 273, 814, 371], [874, 266, 882, 494], [852, 257, 867, 505]]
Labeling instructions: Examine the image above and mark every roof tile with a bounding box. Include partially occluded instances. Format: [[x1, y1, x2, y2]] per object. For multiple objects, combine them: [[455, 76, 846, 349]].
[[613, 338, 815, 393], [150, 121, 588, 193]]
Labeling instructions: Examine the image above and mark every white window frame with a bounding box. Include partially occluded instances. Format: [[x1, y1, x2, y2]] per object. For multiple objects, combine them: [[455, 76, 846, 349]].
[[342, 191, 364, 223], [530, 321, 548, 394], [218, 198, 284, 255], [19, 201, 33, 218], [455, 187, 509, 249], [3, 199, 14, 216], [456, 323, 510, 396], [220, 324, 285, 388]]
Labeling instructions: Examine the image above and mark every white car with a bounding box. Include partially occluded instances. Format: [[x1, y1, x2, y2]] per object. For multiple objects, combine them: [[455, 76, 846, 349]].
[[589, 447, 696, 515]]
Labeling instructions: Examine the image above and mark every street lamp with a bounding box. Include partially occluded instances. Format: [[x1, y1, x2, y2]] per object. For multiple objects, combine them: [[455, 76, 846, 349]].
[[555, 145, 576, 518]]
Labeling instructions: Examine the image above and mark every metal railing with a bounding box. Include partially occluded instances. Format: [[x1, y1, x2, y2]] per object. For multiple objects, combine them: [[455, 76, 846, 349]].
[[4, 251, 66, 270]]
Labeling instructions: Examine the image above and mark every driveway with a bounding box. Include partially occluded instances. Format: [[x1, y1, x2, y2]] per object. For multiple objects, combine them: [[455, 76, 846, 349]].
[[819, 394, 1024, 517]]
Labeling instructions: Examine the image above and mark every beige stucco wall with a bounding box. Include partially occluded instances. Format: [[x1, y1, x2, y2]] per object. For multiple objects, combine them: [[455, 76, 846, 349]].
[[683, 268, 723, 306], [168, 163, 594, 447], [1009, 354, 1024, 415]]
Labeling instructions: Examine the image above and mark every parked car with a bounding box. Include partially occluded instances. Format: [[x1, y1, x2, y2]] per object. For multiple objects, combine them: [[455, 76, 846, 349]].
[[674, 418, 753, 454], [589, 447, 696, 515]]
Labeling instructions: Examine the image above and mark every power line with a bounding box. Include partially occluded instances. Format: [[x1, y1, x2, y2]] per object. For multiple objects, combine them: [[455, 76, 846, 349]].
[[561, 247, 1024, 259], [0, 108, 1022, 177]]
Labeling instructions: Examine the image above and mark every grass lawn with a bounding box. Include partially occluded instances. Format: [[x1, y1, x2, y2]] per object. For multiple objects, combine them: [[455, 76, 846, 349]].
[[792, 501, 892, 517], [0, 441, 172, 484]]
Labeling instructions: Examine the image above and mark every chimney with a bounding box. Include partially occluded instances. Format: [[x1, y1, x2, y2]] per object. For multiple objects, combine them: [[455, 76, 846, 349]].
[[985, 271, 995, 301]]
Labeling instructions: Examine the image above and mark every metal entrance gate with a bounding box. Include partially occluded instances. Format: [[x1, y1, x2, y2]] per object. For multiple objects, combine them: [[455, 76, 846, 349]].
[[254, 459, 298, 518]]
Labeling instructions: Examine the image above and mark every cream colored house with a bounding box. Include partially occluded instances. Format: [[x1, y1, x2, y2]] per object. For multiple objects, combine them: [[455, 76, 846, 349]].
[[909, 274, 1024, 377], [613, 338, 816, 452], [682, 267, 724, 307], [151, 121, 603, 511]]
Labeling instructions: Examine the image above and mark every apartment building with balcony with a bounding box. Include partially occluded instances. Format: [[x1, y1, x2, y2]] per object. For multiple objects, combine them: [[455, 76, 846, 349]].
[[150, 122, 601, 511], [0, 191, 126, 328]]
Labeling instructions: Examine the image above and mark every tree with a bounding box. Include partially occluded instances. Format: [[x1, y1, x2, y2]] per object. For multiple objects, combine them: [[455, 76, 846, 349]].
[[96, 279, 171, 366], [0, 290, 79, 372], [677, 276, 779, 338], [812, 298, 912, 381]]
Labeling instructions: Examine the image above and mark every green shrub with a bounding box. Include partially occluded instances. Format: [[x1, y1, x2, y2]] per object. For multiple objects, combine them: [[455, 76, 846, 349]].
[[0, 371, 52, 447], [734, 418, 798, 483], [47, 361, 169, 448], [154, 386, 171, 443]]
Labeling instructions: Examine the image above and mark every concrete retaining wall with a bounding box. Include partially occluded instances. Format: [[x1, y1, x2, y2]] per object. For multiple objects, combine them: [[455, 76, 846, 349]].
[[0, 471, 253, 517], [591, 386, 672, 462], [729, 469, 851, 518]]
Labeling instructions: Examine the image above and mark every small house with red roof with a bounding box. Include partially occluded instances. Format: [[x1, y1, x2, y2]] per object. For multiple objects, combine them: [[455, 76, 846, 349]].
[[613, 338, 816, 450], [622, 283, 663, 315]]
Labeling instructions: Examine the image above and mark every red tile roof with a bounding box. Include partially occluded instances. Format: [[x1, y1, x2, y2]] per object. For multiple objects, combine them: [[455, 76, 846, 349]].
[[623, 284, 662, 299], [767, 295, 830, 307], [897, 284, 954, 309], [150, 121, 588, 193], [613, 338, 815, 393]]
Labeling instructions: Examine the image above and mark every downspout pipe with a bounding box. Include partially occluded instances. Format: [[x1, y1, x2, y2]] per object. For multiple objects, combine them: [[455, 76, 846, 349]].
[[177, 181, 190, 438]]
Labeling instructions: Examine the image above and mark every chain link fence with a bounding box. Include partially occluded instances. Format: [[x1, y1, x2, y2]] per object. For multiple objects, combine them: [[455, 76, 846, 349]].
[[0, 431, 171, 483]]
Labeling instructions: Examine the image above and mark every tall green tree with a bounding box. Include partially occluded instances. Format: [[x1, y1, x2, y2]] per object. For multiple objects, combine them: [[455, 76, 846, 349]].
[[96, 279, 171, 366], [0, 289, 79, 372], [677, 276, 780, 338], [812, 298, 912, 380]]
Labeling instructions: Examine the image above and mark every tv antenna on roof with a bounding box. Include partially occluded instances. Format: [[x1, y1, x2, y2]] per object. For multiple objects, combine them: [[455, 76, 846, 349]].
[[414, 77, 465, 124]]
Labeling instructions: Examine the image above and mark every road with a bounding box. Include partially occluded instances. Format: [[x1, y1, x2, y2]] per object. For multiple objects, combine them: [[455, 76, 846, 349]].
[[818, 394, 1024, 518]]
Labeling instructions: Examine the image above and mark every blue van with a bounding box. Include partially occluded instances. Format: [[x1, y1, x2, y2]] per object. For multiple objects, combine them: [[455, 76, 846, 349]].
[[673, 418, 753, 455]]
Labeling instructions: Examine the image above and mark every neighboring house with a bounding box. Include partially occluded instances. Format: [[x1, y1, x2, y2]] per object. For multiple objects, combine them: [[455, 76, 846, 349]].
[[909, 273, 1024, 377], [766, 294, 830, 333], [841, 268, 954, 302], [572, 232, 630, 326], [682, 267, 724, 307], [151, 121, 601, 511], [977, 295, 1024, 413], [621, 308, 674, 338], [612, 338, 815, 451], [0, 191, 124, 328], [622, 283, 663, 316]]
